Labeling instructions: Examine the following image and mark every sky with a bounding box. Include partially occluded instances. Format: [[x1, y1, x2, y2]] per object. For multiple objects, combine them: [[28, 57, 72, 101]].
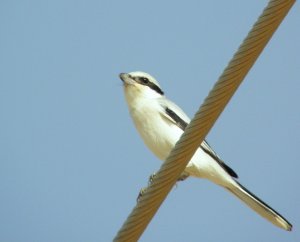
[[0, 1, 299, 242]]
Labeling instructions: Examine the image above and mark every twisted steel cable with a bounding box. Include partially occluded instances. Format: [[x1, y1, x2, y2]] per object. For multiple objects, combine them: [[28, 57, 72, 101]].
[[114, 0, 295, 241]]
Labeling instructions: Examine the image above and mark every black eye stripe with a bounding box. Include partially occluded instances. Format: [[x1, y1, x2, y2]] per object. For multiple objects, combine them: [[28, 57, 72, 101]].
[[139, 77, 149, 84], [134, 76, 164, 95], [147, 82, 164, 95]]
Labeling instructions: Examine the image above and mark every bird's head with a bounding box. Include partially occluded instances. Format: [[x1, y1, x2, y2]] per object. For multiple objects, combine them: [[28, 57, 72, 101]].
[[119, 71, 164, 102]]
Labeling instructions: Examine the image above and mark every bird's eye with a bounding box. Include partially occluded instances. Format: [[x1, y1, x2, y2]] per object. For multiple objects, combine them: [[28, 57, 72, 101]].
[[139, 77, 149, 84]]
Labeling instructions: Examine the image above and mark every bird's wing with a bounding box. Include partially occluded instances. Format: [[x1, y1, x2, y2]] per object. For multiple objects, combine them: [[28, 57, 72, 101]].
[[158, 97, 238, 178], [158, 98, 190, 129], [201, 140, 238, 178]]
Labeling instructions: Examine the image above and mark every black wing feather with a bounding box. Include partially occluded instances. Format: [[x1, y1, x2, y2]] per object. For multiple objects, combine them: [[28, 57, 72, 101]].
[[165, 107, 188, 130]]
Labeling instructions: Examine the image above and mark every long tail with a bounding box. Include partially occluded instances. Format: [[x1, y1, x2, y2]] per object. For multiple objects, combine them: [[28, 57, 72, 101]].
[[227, 181, 292, 231]]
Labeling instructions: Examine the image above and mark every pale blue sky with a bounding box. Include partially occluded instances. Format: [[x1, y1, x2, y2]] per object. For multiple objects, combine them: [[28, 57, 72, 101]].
[[0, 1, 299, 242]]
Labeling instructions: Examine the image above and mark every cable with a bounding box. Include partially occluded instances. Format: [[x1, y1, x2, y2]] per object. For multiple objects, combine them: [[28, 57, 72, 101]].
[[113, 1, 295, 241]]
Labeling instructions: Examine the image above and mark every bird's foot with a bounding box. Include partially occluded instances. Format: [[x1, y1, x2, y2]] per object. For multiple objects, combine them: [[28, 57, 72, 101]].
[[177, 172, 189, 182], [136, 172, 157, 202], [136, 187, 148, 202], [148, 172, 156, 185], [137, 172, 189, 202]]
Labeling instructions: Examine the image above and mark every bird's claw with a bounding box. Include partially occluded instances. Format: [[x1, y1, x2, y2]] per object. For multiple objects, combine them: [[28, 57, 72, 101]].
[[137, 187, 148, 202], [136, 172, 189, 202], [148, 172, 156, 185], [136, 172, 157, 202]]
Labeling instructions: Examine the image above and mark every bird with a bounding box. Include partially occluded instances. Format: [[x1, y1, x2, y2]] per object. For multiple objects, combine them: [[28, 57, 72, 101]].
[[119, 71, 292, 231]]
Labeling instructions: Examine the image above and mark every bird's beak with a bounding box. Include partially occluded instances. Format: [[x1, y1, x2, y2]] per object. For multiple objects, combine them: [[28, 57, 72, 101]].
[[119, 73, 134, 85]]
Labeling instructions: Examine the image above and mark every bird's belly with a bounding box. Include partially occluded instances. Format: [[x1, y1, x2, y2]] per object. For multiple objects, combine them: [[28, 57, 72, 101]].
[[131, 110, 234, 187], [185, 148, 234, 186], [132, 112, 180, 161], [142, 129, 174, 161]]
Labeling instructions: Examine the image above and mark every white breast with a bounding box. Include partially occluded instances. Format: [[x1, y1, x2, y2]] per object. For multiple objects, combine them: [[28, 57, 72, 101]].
[[129, 100, 182, 161]]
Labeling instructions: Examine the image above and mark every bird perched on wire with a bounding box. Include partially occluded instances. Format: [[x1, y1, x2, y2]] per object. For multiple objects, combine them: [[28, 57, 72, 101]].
[[119, 71, 292, 231]]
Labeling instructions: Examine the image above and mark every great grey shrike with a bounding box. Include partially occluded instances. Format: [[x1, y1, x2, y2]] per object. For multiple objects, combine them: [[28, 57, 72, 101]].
[[119, 71, 292, 231]]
